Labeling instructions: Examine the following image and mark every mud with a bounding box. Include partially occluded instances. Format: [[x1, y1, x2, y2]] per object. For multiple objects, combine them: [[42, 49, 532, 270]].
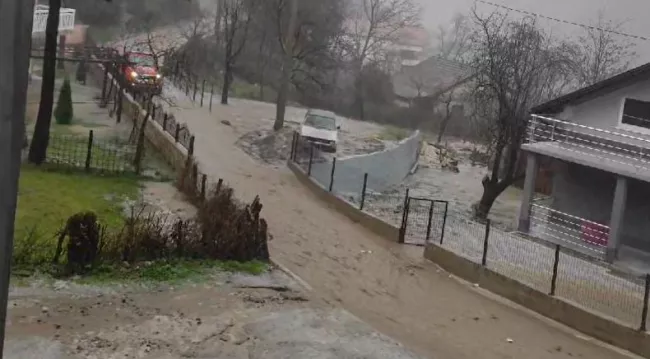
[[5, 270, 422, 359]]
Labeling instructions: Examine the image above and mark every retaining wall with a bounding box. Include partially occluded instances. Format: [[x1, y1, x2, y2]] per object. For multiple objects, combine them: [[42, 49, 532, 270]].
[[424, 243, 650, 358], [308, 131, 421, 194]]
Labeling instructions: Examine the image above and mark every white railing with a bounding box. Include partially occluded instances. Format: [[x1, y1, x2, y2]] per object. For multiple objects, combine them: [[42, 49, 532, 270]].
[[529, 204, 608, 256], [528, 115, 650, 170], [33, 5, 76, 33]]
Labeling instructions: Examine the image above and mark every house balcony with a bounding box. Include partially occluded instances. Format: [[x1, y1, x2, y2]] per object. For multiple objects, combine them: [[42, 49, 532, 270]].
[[524, 115, 650, 183]]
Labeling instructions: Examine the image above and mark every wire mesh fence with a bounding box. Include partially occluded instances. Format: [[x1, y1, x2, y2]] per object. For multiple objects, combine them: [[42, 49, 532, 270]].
[[38, 131, 137, 174], [432, 208, 650, 331]]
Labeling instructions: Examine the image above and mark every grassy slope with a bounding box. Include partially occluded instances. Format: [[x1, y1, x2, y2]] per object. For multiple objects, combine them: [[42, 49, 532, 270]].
[[13, 166, 140, 265]]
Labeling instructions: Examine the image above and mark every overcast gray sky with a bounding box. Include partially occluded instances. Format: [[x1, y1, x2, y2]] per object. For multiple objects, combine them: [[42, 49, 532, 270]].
[[419, 0, 650, 64]]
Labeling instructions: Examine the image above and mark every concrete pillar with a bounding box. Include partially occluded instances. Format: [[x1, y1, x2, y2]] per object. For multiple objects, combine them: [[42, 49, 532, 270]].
[[518, 153, 539, 233], [606, 176, 628, 263]]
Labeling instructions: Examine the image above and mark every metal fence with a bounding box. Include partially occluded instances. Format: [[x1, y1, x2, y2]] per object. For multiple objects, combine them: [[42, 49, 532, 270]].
[[35, 130, 137, 174], [428, 208, 650, 332], [290, 132, 436, 246]]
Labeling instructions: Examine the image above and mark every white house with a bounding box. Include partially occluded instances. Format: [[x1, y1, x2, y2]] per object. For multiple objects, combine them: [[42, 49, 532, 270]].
[[518, 62, 650, 271]]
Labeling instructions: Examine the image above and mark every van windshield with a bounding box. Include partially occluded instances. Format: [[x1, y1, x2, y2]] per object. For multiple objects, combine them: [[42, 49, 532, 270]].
[[305, 115, 336, 131], [130, 54, 155, 67]]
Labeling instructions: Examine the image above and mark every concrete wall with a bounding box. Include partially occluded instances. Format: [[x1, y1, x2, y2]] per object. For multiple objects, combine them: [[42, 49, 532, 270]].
[[308, 131, 421, 195], [288, 161, 401, 243], [551, 161, 650, 252], [423, 243, 650, 358]]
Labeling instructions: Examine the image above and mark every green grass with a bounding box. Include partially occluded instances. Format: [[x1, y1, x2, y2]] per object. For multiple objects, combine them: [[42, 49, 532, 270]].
[[377, 126, 410, 141], [78, 260, 269, 284], [13, 166, 140, 266]]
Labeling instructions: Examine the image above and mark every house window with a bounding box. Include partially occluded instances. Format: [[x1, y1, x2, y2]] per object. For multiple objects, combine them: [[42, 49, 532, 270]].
[[621, 98, 650, 130]]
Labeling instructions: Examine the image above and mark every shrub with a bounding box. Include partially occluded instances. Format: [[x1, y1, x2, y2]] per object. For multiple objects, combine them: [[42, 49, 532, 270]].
[[53, 211, 105, 275], [54, 78, 74, 125]]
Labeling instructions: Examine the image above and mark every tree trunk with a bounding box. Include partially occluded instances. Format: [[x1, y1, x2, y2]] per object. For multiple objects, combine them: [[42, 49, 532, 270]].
[[57, 34, 66, 70], [28, 0, 61, 165], [221, 61, 231, 105], [474, 181, 502, 221], [437, 115, 452, 143], [274, 61, 290, 130], [273, 0, 298, 131], [257, 32, 267, 101]]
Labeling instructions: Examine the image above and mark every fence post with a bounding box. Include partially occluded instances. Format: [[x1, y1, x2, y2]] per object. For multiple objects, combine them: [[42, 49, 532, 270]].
[[162, 113, 168, 131], [289, 131, 297, 161], [116, 89, 123, 123], [399, 189, 410, 244], [151, 104, 157, 120], [185, 78, 190, 96], [85, 130, 94, 172], [216, 178, 223, 193], [481, 219, 491, 266], [188, 136, 195, 155], [308, 145, 314, 176], [200, 80, 206, 106], [425, 201, 435, 243], [192, 164, 198, 194], [201, 174, 207, 200], [174, 126, 180, 142], [100, 65, 108, 106], [209, 84, 214, 112], [641, 274, 650, 332], [359, 173, 368, 210], [193, 80, 198, 102], [440, 202, 449, 245], [550, 245, 560, 296], [329, 158, 337, 192]]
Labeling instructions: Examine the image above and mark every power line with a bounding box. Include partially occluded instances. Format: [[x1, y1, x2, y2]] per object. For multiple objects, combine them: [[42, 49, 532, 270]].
[[475, 0, 650, 42]]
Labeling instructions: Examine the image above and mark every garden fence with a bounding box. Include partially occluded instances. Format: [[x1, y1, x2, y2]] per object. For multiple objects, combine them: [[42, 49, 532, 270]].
[[32, 130, 137, 174]]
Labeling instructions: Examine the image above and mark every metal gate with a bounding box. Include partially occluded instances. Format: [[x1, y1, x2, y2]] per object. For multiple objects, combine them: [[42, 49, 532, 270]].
[[399, 197, 448, 246]]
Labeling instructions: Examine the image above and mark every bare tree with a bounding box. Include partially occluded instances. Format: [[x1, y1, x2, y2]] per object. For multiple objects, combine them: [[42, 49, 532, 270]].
[[273, 0, 298, 130], [468, 11, 573, 220], [436, 14, 472, 63], [219, 0, 259, 105], [271, 0, 346, 130], [344, 0, 419, 120], [436, 89, 455, 143], [567, 11, 637, 87], [28, 0, 63, 165]]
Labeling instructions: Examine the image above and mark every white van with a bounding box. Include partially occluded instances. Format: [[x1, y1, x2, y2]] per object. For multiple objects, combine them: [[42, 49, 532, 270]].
[[300, 109, 339, 153]]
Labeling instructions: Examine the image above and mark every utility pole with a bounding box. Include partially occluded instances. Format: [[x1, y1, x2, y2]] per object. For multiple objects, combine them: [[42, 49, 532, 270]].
[[273, 0, 298, 131], [0, 0, 35, 356]]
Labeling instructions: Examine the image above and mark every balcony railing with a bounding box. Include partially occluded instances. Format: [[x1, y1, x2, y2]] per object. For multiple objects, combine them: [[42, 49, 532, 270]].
[[529, 204, 608, 258], [528, 115, 650, 171], [33, 5, 76, 33]]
